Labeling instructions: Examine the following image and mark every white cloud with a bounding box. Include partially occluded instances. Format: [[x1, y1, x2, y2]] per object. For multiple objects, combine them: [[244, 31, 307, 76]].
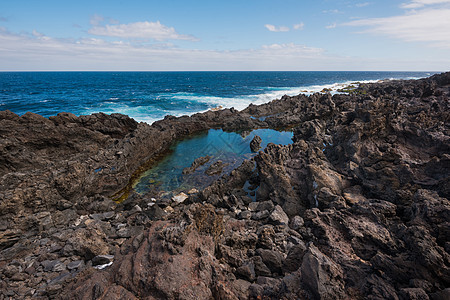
[[90, 14, 104, 26], [89, 21, 198, 41], [0, 28, 342, 71], [323, 9, 342, 14], [261, 43, 323, 54], [326, 23, 337, 29], [401, 0, 450, 9], [293, 22, 304, 30], [345, 6, 450, 48], [264, 24, 290, 32], [356, 2, 371, 7], [0, 27, 447, 71]]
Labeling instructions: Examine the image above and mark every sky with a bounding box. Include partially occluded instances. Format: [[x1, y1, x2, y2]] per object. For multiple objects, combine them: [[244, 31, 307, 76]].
[[0, 0, 449, 71]]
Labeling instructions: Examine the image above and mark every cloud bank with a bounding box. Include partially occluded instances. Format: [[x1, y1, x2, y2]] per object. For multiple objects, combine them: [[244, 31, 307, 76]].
[[345, 1, 450, 48], [264, 24, 290, 32], [89, 21, 198, 41]]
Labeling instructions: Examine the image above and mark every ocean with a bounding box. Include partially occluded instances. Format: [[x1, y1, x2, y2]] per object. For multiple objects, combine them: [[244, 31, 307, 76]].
[[0, 71, 434, 124]]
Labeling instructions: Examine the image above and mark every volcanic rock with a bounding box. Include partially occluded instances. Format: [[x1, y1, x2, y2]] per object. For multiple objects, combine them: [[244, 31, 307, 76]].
[[1, 72, 449, 299], [250, 135, 262, 152]]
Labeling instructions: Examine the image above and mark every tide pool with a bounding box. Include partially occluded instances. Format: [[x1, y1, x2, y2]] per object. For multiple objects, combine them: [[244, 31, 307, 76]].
[[134, 128, 293, 196]]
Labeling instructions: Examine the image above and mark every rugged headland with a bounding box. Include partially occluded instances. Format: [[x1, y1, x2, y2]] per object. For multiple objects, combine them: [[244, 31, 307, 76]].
[[0, 73, 449, 299]]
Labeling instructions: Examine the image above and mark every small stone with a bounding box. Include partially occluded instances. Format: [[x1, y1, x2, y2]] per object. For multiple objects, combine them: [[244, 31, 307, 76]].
[[399, 288, 429, 300], [164, 206, 174, 214], [47, 284, 62, 295], [172, 192, 188, 204], [248, 202, 258, 211], [252, 210, 270, 220], [258, 201, 275, 211], [10, 273, 29, 281], [283, 243, 307, 273], [235, 261, 256, 282], [92, 255, 114, 266], [249, 283, 264, 298], [41, 260, 65, 272], [430, 288, 450, 300], [257, 249, 283, 274], [67, 260, 84, 270], [117, 227, 131, 238], [251, 256, 272, 277], [3, 265, 19, 277], [289, 215, 304, 231], [269, 205, 289, 225], [188, 188, 199, 195], [24, 265, 36, 275], [102, 211, 115, 220], [131, 205, 142, 213], [237, 211, 252, 220], [53, 261, 66, 272]]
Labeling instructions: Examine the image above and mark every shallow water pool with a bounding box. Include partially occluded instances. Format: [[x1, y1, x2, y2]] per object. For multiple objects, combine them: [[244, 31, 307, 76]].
[[134, 128, 293, 196]]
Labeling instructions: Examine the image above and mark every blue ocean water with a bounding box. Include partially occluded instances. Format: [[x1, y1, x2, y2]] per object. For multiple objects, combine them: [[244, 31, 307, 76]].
[[0, 71, 433, 124], [134, 128, 293, 196]]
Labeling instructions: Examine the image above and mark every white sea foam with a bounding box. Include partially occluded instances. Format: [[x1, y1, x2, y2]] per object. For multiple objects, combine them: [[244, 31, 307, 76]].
[[80, 77, 427, 124]]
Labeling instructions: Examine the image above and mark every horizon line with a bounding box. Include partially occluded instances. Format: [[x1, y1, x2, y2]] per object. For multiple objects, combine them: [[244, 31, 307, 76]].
[[0, 70, 443, 73]]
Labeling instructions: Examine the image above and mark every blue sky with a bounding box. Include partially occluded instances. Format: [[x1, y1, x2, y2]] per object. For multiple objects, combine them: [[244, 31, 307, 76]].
[[0, 0, 449, 71]]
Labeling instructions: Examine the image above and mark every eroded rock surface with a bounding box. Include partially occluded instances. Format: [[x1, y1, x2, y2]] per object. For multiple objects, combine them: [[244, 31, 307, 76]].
[[1, 73, 449, 299]]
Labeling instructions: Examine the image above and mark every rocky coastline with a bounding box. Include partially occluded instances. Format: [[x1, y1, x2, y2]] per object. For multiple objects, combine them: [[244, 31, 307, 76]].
[[0, 73, 449, 299]]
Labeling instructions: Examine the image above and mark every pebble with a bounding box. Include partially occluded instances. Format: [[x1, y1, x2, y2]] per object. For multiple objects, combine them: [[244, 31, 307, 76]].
[[172, 192, 189, 204], [67, 260, 84, 270]]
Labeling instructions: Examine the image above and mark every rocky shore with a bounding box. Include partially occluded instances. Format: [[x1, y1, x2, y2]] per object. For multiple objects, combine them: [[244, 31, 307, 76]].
[[0, 73, 449, 299]]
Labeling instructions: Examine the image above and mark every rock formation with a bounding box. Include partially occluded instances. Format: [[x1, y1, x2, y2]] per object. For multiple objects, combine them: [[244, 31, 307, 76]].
[[0, 73, 449, 299]]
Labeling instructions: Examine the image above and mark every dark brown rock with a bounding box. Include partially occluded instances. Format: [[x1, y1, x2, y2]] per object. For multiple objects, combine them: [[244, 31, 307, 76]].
[[250, 135, 262, 152], [1, 72, 449, 299]]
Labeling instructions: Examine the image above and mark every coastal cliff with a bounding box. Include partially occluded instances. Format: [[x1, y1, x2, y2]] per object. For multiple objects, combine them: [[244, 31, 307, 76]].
[[0, 73, 449, 299]]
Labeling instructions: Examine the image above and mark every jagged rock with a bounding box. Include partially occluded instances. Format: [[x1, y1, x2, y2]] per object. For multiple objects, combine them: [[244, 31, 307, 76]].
[[257, 249, 284, 275], [67, 260, 84, 270], [1, 73, 450, 299], [283, 242, 307, 273], [249, 200, 275, 212], [300, 244, 345, 299], [251, 256, 272, 277], [67, 227, 110, 260], [92, 255, 114, 266], [289, 215, 304, 230], [182, 155, 211, 174], [250, 135, 262, 152], [235, 261, 256, 282], [269, 205, 289, 225], [205, 160, 229, 176], [430, 288, 450, 300], [172, 192, 188, 204], [399, 288, 429, 300], [41, 260, 65, 272]]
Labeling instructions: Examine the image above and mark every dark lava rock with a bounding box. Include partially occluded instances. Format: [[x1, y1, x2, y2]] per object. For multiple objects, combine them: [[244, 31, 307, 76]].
[[67, 260, 84, 270], [257, 249, 284, 275], [289, 215, 304, 230], [1, 72, 450, 299], [205, 160, 229, 176], [182, 155, 211, 174], [269, 205, 289, 225], [250, 135, 262, 152], [235, 261, 256, 282], [251, 256, 272, 277], [92, 255, 114, 266], [283, 242, 307, 273]]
